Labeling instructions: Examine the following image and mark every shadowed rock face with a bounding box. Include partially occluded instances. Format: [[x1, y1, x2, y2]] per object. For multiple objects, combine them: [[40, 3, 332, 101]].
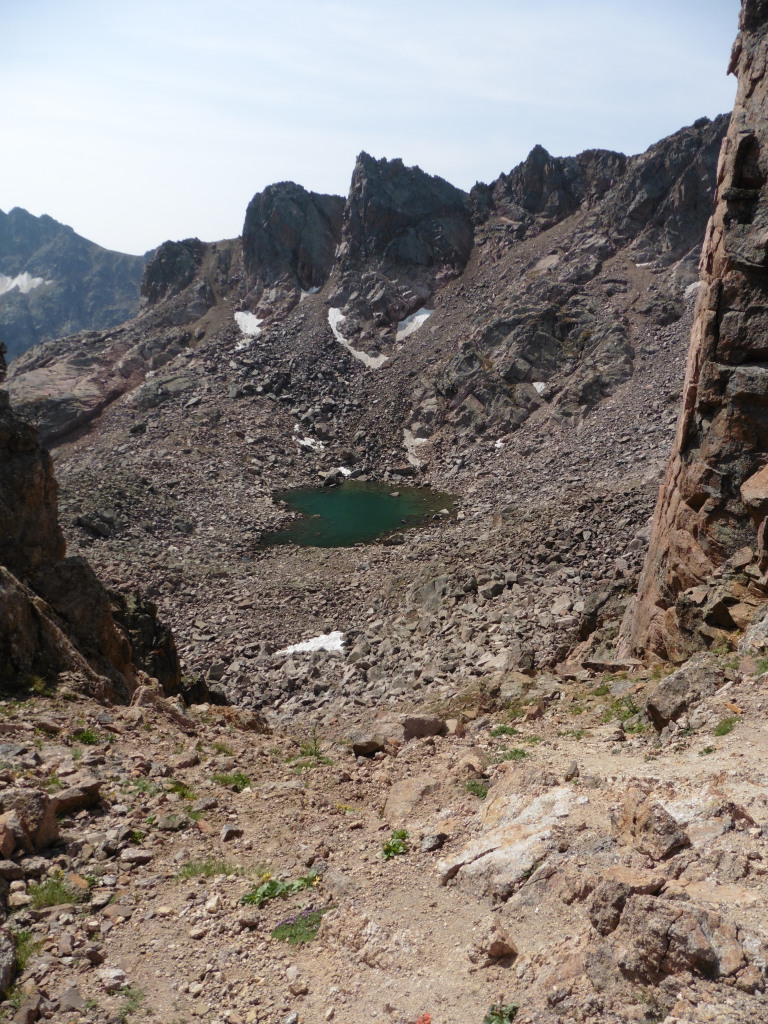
[[242, 182, 344, 309], [329, 152, 475, 326], [623, 0, 768, 661], [141, 238, 208, 306]]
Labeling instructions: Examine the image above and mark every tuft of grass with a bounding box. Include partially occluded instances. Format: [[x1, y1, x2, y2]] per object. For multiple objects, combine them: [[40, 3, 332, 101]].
[[755, 655, 768, 675], [591, 683, 610, 697], [241, 869, 319, 906], [117, 986, 145, 1024], [271, 906, 328, 946], [714, 717, 737, 737], [71, 744, 83, 762], [558, 728, 586, 739], [490, 725, 519, 738], [167, 779, 195, 800], [699, 746, 716, 756], [211, 771, 251, 792], [491, 748, 528, 764], [601, 695, 639, 724], [465, 779, 489, 799], [175, 860, 239, 880], [72, 727, 101, 746], [12, 929, 42, 972], [42, 773, 64, 793], [483, 1004, 519, 1024], [211, 741, 234, 756], [382, 829, 409, 860], [28, 872, 85, 909]]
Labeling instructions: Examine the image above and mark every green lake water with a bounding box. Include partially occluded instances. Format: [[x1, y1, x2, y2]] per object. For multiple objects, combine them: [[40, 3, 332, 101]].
[[262, 481, 454, 548]]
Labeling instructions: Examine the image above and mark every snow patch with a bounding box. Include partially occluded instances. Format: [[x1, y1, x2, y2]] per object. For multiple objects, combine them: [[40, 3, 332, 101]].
[[328, 308, 389, 369], [337, 466, 352, 477], [533, 382, 547, 395], [234, 311, 263, 337], [403, 427, 428, 468], [684, 281, 701, 301], [0, 272, 49, 296], [296, 436, 325, 451], [277, 631, 345, 656], [494, 440, 504, 449], [396, 307, 432, 342], [300, 286, 321, 301]]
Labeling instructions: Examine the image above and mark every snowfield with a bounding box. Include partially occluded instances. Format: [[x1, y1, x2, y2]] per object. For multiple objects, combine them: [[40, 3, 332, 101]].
[[0, 272, 49, 296]]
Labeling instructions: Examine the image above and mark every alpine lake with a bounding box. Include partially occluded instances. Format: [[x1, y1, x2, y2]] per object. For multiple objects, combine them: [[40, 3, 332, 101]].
[[262, 480, 455, 548]]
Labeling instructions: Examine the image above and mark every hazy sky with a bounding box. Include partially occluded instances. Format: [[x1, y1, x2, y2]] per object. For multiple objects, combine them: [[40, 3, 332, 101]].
[[2, 0, 740, 255]]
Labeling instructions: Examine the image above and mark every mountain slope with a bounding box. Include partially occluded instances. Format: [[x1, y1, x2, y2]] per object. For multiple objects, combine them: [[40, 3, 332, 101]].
[[0, 207, 145, 361]]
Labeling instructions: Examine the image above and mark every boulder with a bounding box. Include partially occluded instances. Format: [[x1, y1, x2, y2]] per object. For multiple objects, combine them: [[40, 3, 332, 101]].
[[0, 790, 59, 852], [612, 787, 690, 861], [645, 653, 724, 730]]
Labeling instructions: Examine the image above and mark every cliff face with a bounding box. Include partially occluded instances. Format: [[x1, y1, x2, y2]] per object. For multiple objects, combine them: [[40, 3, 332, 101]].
[[623, 0, 768, 661]]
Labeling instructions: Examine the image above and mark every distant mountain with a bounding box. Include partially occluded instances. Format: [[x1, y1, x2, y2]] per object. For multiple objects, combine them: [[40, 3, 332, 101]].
[[0, 207, 146, 360]]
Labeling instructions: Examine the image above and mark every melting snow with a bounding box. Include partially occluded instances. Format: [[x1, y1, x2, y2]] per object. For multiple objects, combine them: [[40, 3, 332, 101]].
[[277, 631, 345, 655], [234, 311, 263, 337], [296, 436, 325, 450], [328, 308, 389, 369], [300, 286, 321, 301], [533, 382, 547, 395], [0, 272, 49, 296], [396, 307, 432, 342]]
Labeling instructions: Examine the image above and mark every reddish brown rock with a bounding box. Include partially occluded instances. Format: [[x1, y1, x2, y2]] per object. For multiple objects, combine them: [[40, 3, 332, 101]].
[[623, 1, 768, 660], [613, 787, 690, 861]]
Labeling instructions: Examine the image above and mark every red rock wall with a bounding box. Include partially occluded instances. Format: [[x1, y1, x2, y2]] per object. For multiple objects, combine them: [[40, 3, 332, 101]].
[[623, 0, 768, 660]]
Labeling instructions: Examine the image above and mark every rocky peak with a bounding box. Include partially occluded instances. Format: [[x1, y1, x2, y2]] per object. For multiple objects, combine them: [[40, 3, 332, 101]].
[[140, 238, 208, 306], [622, 2, 768, 660], [473, 144, 628, 230], [0, 208, 145, 361], [241, 181, 344, 305], [340, 151, 474, 271], [328, 152, 474, 328]]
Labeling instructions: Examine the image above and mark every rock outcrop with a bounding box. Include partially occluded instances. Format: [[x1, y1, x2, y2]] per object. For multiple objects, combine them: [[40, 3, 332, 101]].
[[623, 0, 768, 660], [0, 368, 149, 700], [242, 182, 344, 314], [0, 207, 145, 361], [329, 152, 474, 332]]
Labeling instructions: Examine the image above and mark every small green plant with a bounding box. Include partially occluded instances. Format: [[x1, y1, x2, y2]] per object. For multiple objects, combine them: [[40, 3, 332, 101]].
[[602, 694, 639, 724], [490, 725, 519, 738], [211, 771, 251, 792], [241, 869, 319, 906], [558, 728, 586, 739], [211, 741, 234, 756], [117, 986, 145, 1023], [520, 859, 541, 881], [714, 717, 737, 737], [382, 829, 409, 860], [591, 683, 610, 697], [175, 859, 240, 880], [520, 735, 543, 744], [129, 778, 160, 796], [483, 1004, 519, 1024], [755, 655, 768, 675], [288, 729, 333, 770], [130, 830, 146, 844], [28, 872, 84, 909], [492, 748, 528, 763], [569, 705, 585, 716], [167, 779, 195, 800], [71, 745, 83, 762], [699, 746, 716, 756], [43, 773, 64, 793], [270, 906, 328, 946], [12, 929, 42, 972], [72, 727, 101, 746], [465, 779, 489, 799]]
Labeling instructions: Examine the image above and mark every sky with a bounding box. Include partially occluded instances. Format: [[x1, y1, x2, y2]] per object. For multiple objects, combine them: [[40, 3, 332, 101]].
[[2, 0, 741, 256]]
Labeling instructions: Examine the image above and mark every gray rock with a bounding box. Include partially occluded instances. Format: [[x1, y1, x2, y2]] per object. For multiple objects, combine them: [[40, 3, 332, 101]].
[[645, 653, 724, 731]]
